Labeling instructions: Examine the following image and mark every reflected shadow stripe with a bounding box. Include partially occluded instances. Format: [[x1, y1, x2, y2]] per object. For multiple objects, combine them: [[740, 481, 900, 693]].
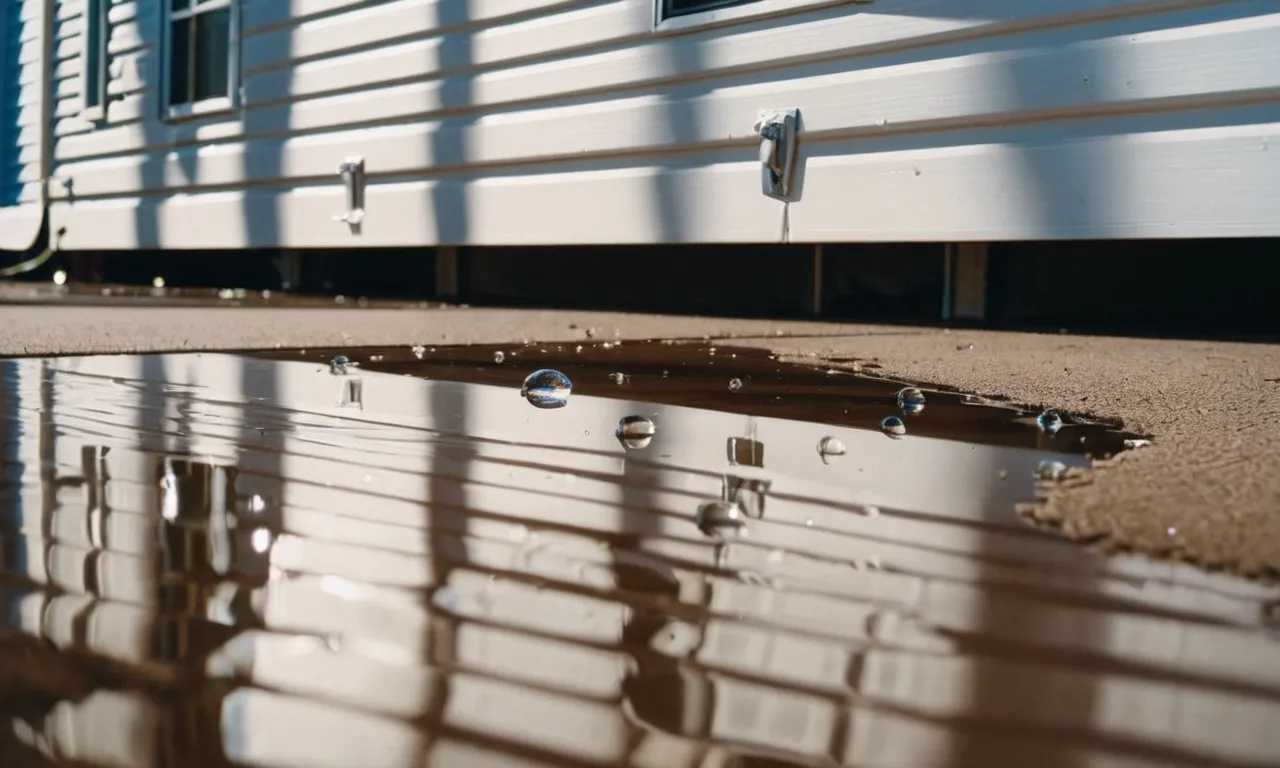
[[929, 26, 1110, 768], [421, 0, 478, 752]]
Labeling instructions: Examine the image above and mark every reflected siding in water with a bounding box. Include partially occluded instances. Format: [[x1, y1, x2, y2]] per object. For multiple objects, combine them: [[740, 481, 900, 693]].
[[0, 353, 1278, 767]]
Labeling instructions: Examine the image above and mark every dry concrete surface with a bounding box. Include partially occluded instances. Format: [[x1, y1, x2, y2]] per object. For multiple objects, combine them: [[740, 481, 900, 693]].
[[1, 303, 1277, 580]]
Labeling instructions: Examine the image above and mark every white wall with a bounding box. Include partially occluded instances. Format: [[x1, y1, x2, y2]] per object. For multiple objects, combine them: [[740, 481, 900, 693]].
[[0, 0, 46, 251], [35, 0, 1280, 250]]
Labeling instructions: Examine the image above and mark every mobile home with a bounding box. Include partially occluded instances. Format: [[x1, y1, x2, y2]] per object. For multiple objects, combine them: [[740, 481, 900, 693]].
[[2, 0, 1278, 255]]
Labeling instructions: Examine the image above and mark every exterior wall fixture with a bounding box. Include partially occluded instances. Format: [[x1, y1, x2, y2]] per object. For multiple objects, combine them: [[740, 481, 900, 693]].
[[754, 109, 800, 201], [335, 156, 366, 229]]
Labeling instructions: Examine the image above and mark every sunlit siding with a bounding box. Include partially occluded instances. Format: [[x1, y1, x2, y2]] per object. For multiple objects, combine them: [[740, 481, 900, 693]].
[[0, 0, 46, 251], [42, 0, 1280, 249]]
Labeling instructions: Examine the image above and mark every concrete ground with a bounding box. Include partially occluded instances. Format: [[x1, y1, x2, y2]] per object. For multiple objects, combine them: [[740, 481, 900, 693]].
[[2, 302, 1277, 580]]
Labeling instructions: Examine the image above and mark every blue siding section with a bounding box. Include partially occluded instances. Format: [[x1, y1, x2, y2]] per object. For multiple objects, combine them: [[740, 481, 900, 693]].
[[0, 0, 23, 208]]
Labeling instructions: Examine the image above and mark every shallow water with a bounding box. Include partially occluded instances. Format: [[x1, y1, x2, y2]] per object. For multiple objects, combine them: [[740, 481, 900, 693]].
[[1, 348, 1278, 768]]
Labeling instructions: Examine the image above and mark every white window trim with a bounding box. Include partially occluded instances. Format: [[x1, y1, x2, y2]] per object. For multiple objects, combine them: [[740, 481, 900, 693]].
[[79, 0, 110, 122], [162, 0, 241, 121]]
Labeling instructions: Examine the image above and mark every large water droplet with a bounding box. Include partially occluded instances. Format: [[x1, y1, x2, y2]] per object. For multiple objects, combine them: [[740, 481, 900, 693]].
[[616, 415, 655, 450], [329, 355, 352, 375], [411, 344, 426, 359], [697, 501, 746, 537], [1035, 460, 1067, 480], [521, 369, 572, 409], [1037, 409, 1063, 434], [493, 350, 506, 364], [728, 378, 743, 392], [896, 387, 926, 416], [880, 415, 906, 438], [250, 527, 274, 554], [817, 436, 846, 464]]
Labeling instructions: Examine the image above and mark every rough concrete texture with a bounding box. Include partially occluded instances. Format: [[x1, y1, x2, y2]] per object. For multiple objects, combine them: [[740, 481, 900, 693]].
[[1, 303, 1277, 578]]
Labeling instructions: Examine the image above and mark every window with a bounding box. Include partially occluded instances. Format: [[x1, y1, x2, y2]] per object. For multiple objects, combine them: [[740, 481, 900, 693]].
[[165, 0, 239, 117], [658, 0, 758, 21], [81, 0, 109, 120]]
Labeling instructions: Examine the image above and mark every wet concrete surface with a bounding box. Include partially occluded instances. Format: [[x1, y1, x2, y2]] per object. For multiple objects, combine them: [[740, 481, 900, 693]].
[[0, 302, 1275, 578], [1, 351, 1278, 767]]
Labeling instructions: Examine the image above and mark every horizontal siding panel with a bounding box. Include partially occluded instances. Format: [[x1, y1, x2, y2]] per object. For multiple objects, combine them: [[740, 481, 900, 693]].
[[43, 0, 1280, 248], [790, 110, 1280, 240], [244, 0, 592, 34], [61, 0, 1208, 161], [49, 162, 785, 248], [52, 8, 1280, 197]]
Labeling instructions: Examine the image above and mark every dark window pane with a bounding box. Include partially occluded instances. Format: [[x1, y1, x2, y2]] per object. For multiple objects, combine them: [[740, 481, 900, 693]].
[[168, 17, 190, 106], [84, 0, 105, 109], [192, 7, 230, 102], [664, 0, 752, 17], [171, 0, 189, 12]]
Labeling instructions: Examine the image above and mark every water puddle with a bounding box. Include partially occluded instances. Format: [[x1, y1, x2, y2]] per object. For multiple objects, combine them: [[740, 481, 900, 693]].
[[0, 348, 1277, 767]]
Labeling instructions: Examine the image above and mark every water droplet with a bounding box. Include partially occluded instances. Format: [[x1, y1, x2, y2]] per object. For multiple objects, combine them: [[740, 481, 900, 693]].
[[880, 415, 906, 438], [520, 369, 572, 409], [817, 436, 846, 464], [616, 415, 656, 450], [696, 501, 746, 537], [896, 387, 926, 416], [609, 372, 628, 385], [1035, 460, 1067, 480], [329, 355, 352, 375], [728, 378, 743, 392], [250, 527, 273, 554], [411, 344, 426, 359], [52, 269, 67, 286], [1166, 526, 1177, 537], [1037, 409, 1063, 434], [493, 350, 506, 364]]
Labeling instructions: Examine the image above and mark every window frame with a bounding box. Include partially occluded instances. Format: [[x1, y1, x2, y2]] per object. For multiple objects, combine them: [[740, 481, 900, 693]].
[[161, 0, 241, 121], [80, 0, 110, 122]]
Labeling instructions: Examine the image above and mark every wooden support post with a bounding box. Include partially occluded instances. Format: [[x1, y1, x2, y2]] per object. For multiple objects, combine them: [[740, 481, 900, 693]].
[[435, 246, 460, 301], [809, 244, 824, 317], [277, 249, 303, 291], [942, 242, 989, 321]]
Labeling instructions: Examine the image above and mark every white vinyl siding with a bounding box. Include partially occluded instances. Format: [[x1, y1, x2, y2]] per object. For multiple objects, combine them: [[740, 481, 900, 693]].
[[35, 0, 1280, 250]]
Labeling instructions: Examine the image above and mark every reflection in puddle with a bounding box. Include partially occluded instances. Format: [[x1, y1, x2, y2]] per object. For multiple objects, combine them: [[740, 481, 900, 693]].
[[0, 350, 1277, 767]]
